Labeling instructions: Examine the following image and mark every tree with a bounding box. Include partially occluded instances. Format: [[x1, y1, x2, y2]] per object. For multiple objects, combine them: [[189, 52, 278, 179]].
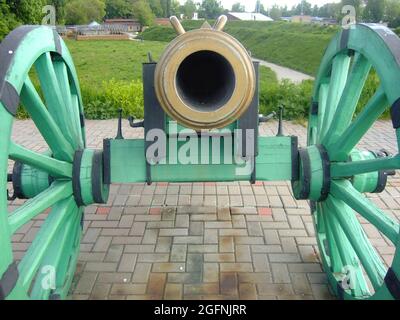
[[149, 0, 163, 17], [182, 0, 197, 18], [65, 0, 106, 25], [363, 0, 385, 22], [269, 5, 282, 20], [385, 0, 400, 27], [132, 0, 154, 26], [105, 0, 133, 19], [232, 2, 245, 12], [7, 0, 47, 24], [199, 0, 223, 19], [0, 0, 19, 40], [48, 0, 67, 24]]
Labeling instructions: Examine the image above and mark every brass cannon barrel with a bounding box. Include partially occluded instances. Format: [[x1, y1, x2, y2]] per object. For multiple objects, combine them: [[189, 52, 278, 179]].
[[155, 16, 256, 130]]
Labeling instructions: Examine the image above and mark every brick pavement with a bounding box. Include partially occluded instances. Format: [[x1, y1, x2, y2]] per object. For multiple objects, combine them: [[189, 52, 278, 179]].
[[8, 119, 400, 300]]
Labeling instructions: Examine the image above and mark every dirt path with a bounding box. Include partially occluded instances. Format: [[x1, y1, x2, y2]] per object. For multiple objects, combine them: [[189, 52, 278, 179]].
[[254, 58, 315, 84]]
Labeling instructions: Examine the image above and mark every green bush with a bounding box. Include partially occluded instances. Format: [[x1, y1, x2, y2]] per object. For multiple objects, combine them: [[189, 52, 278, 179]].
[[395, 27, 400, 36], [259, 80, 314, 120], [82, 80, 144, 120]]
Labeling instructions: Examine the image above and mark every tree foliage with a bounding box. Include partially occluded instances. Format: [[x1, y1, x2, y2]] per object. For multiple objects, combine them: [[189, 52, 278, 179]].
[[182, 0, 197, 19], [65, 0, 106, 25], [199, 0, 224, 19], [105, 0, 133, 19], [132, 0, 155, 26], [363, 0, 386, 22], [231, 2, 245, 12]]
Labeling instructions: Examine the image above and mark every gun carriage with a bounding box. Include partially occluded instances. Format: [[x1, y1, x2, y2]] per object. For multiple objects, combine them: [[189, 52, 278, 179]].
[[0, 17, 400, 300]]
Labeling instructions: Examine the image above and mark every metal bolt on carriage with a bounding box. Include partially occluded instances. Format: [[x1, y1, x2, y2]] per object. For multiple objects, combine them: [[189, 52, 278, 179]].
[[0, 16, 400, 300]]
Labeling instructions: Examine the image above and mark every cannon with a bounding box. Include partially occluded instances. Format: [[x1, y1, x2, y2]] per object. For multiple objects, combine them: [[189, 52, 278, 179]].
[[0, 17, 400, 300]]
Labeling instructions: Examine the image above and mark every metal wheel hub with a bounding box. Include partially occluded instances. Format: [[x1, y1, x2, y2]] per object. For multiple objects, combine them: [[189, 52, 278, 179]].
[[292, 145, 331, 202], [72, 149, 110, 207]]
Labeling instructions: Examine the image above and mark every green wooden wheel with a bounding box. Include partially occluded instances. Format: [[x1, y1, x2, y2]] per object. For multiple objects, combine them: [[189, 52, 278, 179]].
[[0, 26, 89, 300], [306, 24, 400, 300]]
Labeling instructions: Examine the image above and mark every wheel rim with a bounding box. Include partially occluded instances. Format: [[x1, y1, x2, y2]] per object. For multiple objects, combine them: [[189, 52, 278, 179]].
[[0, 26, 87, 300], [305, 24, 400, 300]]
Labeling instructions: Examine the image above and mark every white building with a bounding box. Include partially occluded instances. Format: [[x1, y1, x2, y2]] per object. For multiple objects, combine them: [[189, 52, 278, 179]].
[[226, 12, 274, 22]]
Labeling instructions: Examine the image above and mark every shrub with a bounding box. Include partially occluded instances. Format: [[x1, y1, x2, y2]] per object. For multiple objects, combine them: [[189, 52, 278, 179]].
[[395, 27, 400, 36], [259, 80, 314, 120], [82, 79, 144, 120]]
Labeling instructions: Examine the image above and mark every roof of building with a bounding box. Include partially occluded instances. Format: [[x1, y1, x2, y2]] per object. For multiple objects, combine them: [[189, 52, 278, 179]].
[[227, 12, 273, 21], [104, 19, 140, 24]]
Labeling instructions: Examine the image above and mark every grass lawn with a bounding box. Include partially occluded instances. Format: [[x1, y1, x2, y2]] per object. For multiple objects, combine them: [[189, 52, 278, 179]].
[[65, 39, 167, 86], [64, 38, 277, 87]]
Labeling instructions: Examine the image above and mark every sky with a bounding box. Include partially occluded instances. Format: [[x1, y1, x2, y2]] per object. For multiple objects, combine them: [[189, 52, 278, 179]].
[[179, 0, 341, 11]]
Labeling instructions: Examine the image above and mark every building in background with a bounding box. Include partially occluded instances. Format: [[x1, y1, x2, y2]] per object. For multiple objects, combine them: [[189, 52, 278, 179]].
[[227, 12, 273, 22]]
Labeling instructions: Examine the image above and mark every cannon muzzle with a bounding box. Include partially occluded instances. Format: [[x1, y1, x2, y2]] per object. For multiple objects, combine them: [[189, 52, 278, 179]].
[[155, 16, 256, 130]]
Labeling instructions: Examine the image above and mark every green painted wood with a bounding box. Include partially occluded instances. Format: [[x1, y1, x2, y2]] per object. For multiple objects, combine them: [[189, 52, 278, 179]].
[[109, 136, 293, 183], [20, 78, 74, 162], [331, 155, 400, 178], [322, 53, 372, 146], [308, 24, 400, 300], [35, 52, 78, 150], [319, 54, 351, 141], [12, 198, 76, 294], [0, 106, 14, 280], [328, 87, 389, 161], [0, 26, 86, 300], [326, 196, 386, 292], [30, 209, 81, 299], [9, 142, 72, 179], [8, 182, 73, 234], [331, 180, 399, 245], [324, 207, 370, 297]]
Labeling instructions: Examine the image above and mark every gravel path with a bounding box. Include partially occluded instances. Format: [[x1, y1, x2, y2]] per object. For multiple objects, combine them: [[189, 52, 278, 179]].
[[254, 58, 315, 84]]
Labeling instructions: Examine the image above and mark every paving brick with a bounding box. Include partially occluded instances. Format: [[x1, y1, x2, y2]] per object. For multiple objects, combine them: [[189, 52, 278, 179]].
[[111, 284, 147, 295], [271, 263, 291, 284], [220, 273, 238, 296], [147, 273, 167, 298], [152, 263, 185, 273], [219, 236, 234, 253], [132, 263, 152, 283], [118, 254, 137, 272], [164, 283, 183, 300], [171, 244, 188, 262], [74, 272, 97, 294], [203, 263, 219, 283]]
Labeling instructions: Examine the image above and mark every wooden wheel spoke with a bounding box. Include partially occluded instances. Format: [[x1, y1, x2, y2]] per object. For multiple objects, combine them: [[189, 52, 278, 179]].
[[328, 87, 389, 161], [9, 142, 72, 178], [316, 82, 329, 141], [35, 53, 78, 150], [331, 155, 400, 178], [52, 59, 83, 149], [326, 196, 387, 291], [8, 181, 73, 234], [15, 197, 77, 292], [30, 208, 81, 299], [20, 78, 74, 162], [330, 180, 399, 244], [319, 53, 351, 141], [320, 204, 344, 273], [323, 53, 372, 146]]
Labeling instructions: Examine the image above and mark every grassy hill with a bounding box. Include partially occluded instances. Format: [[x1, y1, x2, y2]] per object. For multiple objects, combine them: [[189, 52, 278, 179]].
[[141, 21, 339, 76]]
